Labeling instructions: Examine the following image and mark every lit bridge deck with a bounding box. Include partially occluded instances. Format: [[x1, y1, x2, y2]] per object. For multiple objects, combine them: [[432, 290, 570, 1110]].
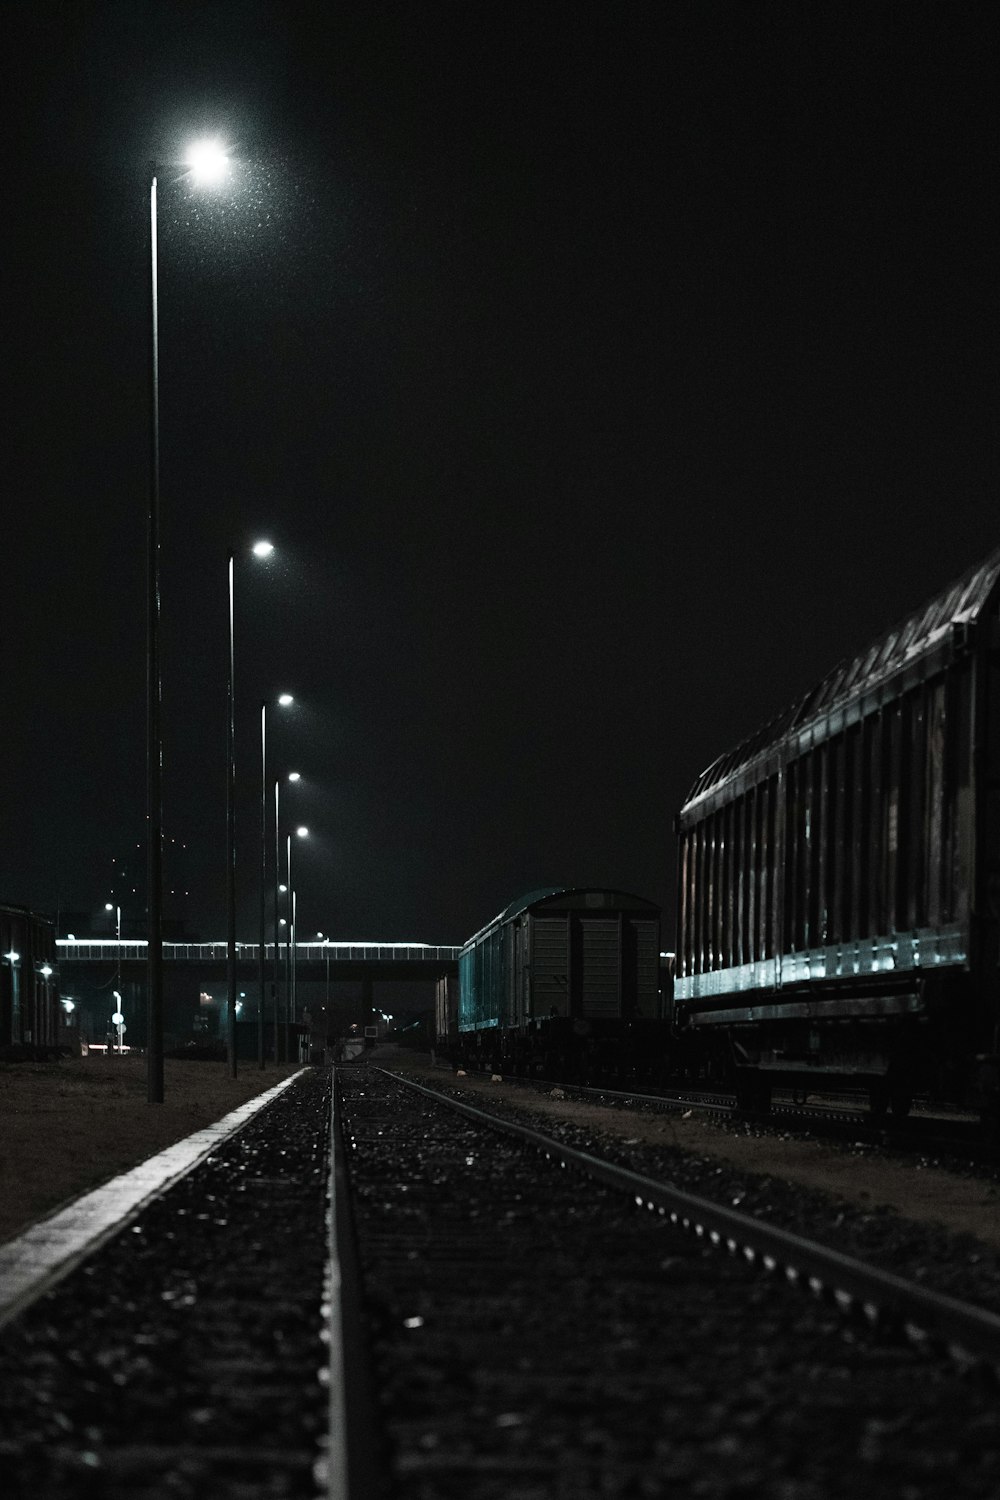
[[56, 939, 460, 981]]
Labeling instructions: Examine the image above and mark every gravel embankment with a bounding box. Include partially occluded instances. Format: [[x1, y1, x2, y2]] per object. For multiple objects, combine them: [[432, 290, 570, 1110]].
[[345, 1066, 1000, 1500], [384, 1062, 1000, 1318]]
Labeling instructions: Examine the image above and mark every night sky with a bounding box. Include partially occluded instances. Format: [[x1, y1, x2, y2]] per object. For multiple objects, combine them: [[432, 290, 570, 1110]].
[[3, 1, 996, 951]]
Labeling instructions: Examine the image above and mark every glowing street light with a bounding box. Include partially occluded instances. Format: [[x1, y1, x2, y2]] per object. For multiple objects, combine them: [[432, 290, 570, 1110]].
[[273, 744, 305, 1063], [259, 691, 293, 1072], [285, 827, 310, 1047], [147, 137, 234, 1104], [111, 990, 125, 1053], [227, 541, 278, 1079], [185, 138, 230, 186]]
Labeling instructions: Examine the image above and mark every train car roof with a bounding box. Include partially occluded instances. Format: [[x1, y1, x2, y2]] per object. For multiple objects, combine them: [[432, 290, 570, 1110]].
[[461, 887, 661, 950], [682, 544, 1000, 812]]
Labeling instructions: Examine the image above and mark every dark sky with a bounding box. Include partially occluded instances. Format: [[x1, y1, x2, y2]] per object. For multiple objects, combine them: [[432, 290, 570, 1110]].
[[3, 0, 996, 949]]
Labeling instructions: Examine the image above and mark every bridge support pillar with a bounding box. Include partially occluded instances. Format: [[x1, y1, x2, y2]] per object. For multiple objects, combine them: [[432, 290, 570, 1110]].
[[362, 974, 374, 1026]]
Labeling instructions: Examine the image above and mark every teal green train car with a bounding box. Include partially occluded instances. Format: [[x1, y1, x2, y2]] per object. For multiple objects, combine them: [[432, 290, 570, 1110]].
[[447, 887, 664, 1081]]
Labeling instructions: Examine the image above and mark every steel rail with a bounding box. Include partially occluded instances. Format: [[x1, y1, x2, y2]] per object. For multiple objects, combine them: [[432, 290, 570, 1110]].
[[451, 1067, 996, 1163], [380, 1069, 1000, 1375], [322, 1070, 389, 1500]]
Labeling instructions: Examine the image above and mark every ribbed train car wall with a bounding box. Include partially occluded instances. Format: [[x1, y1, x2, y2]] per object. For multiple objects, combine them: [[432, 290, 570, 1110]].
[[979, 608, 1000, 1064], [451, 891, 663, 1080], [673, 550, 1000, 1118]]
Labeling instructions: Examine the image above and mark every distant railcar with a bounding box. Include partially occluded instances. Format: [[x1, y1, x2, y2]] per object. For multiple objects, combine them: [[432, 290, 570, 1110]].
[[673, 548, 1000, 1124], [1, 903, 61, 1055], [445, 888, 663, 1081]]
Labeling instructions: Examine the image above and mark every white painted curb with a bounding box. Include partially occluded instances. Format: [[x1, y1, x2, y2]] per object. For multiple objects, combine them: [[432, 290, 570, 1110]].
[[0, 1068, 306, 1329]]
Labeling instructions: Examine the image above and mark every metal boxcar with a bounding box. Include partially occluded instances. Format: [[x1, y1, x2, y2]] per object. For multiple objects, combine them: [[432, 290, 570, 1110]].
[[452, 887, 662, 1080], [673, 548, 1000, 1122]]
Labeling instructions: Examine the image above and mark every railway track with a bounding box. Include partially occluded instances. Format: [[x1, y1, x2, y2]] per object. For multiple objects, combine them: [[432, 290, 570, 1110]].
[[447, 1063, 999, 1166], [342, 1064, 1000, 1497], [2, 1061, 998, 1497]]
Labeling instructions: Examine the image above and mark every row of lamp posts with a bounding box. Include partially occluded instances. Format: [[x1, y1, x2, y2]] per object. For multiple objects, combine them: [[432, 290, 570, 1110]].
[[146, 141, 316, 1100]]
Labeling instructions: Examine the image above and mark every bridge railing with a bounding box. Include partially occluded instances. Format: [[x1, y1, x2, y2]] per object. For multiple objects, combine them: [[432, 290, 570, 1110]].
[[56, 939, 461, 964]]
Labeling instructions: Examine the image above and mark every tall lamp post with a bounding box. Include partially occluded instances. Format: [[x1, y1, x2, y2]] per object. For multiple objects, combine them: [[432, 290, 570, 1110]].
[[147, 138, 231, 1104], [227, 540, 277, 1079], [259, 693, 294, 1070], [273, 758, 300, 1063], [285, 825, 309, 1060], [147, 161, 163, 1103]]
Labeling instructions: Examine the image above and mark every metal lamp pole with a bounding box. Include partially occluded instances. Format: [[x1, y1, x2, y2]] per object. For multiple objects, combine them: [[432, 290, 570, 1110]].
[[146, 139, 230, 1103], [227, 542, 276, 1079], [291, 888, 298, 1034], [226, 552, 237, 1077], [147, 165, 164, 1104], [285, 833, 293, 1044], [258, 701, 267, 1070], [274, 778, 283, 1061]]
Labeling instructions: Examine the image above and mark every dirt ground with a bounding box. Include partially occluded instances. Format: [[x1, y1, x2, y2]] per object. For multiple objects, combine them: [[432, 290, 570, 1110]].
[[0, 1055, 301, 1245], [382, 1050, 1000, 1252]]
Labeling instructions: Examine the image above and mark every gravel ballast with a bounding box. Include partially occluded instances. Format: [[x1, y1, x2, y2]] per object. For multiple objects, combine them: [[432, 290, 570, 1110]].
[[0, 1068, 332, 1499], [347, 1066, 1000, 1499]]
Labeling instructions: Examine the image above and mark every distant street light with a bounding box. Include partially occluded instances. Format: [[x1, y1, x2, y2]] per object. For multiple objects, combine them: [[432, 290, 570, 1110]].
[[106, 902, 122, 993], [111, 990, 125, 1053], [147, 140, 233, 1104], [3, 950, 21, 1046], [227, 541, 277, 1079], [284, 828, 310, 1053], [273, 769, 303, 1064], [292, 887, 298, 1045], [259, 693, 293, 1071]]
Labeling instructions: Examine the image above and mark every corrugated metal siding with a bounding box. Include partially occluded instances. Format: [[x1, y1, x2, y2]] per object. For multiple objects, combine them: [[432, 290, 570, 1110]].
[[682, 547, 1000, 821], [632, 918, 659, 1018], [581, 918, 621, 1017], [531, 916, 569, 1016]]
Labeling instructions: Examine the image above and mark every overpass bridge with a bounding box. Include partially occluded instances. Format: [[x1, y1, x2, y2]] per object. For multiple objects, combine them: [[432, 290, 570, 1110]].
[[56, 938, 460, 983]]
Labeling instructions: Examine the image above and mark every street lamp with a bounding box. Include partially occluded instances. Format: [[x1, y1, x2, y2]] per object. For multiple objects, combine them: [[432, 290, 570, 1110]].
[[227, 540, 276, 1080], [186, 139, 230, 186], [40, 964, 54, 1047], [106, 902, 122, 997], [285, 826, 309, 1057], [273, 767, 304, 1063], [259, 692, 293, 1071], [111, 990, 125, 1054], [147, 139, 232, 1104], [3, 951, 20, 1045]]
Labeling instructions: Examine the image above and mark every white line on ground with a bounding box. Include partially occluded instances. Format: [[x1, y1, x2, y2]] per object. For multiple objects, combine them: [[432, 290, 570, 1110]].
[[0, 1069, 305, 1329]]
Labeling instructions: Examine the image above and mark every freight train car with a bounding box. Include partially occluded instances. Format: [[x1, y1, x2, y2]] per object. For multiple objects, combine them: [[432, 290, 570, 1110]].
[[1, 903, 62, 1055], [673, 548, 1000, 1125], [444, 887, 663, 1082]]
